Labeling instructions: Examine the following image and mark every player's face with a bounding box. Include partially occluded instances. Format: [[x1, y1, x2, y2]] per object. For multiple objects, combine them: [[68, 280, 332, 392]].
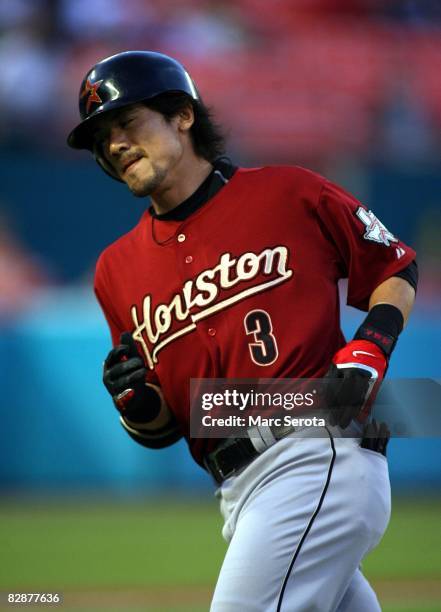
[[92, 103, 191, 197]]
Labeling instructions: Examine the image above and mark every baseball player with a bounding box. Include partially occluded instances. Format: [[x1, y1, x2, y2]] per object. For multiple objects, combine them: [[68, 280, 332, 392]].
[[68, 51, 417, 611]]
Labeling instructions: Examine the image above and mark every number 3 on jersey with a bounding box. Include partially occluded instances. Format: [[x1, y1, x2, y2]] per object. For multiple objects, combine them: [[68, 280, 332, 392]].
[[244, 309, 278, 366]]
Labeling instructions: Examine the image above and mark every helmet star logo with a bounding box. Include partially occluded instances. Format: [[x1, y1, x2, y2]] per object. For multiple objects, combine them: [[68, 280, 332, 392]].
[[81, 78, 103, 114]]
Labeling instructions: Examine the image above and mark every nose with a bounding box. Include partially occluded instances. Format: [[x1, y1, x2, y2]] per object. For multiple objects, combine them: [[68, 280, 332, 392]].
[[108, 126, 129, 157]]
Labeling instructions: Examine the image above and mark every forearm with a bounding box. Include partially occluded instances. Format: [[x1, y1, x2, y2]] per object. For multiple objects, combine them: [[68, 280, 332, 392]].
[[369, 276, 416, 325], [119, 384, 183, 449], [326, 273, 416, 428], [121, 410, 183, 449], [121, 383, 172, 431]]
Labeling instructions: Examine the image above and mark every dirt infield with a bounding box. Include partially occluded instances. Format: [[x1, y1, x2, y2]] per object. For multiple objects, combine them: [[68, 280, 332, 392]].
[[376, 578, 441, 601], [36, 579, 441, 610], [1, 581, 439, 611]]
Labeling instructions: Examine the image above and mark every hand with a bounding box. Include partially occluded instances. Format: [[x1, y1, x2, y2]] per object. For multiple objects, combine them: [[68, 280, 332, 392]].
[[324, 340, 387, 429], [103, 332, 161, 423]]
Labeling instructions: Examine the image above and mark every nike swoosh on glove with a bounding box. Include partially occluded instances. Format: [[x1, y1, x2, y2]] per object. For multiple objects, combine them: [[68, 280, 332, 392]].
[[324, 340, 388, 429]]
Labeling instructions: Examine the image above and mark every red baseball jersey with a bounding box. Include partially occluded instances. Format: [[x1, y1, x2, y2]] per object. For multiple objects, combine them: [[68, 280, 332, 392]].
[[95, 166, 415, 464]]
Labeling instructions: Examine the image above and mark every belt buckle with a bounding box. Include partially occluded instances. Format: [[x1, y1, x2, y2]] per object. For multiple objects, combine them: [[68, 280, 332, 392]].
[[215, 463, 233, 482], [204, 453, 232, 484]]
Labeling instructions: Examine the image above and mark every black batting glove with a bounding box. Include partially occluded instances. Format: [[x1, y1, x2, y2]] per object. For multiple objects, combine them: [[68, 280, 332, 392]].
[[323, 364, 375, 429], [103, 332, 146, 397], [103, 332, 161, 423]]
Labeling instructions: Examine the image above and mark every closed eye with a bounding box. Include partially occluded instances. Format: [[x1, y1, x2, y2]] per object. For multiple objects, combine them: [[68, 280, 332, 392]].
[[92, 127, 107, 146], [119, 117, 134, 129]]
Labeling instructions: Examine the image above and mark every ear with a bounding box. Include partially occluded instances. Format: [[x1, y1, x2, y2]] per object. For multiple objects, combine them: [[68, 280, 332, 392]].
[[176, 104, 194, 133]]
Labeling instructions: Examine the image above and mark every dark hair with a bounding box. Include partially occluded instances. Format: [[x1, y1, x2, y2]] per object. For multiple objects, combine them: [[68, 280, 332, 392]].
[[144, 92, 226, 162]]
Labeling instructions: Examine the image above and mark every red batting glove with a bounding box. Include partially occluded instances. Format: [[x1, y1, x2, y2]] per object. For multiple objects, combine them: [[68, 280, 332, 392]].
[[324, 339, 388, 429]]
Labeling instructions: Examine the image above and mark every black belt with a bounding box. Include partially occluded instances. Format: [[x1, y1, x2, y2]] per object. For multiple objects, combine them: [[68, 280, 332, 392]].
[[203, 423, 296, 484]]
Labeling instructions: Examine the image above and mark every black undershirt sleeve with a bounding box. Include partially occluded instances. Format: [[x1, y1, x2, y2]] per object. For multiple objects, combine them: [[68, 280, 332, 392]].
[[393, 259, 418, 293]]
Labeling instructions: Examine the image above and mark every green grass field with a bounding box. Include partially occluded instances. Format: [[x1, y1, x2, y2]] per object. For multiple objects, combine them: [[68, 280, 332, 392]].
[[0, 496, 440, 611]]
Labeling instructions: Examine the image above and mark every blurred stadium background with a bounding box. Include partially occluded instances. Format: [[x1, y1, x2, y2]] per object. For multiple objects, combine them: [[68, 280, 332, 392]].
[[0, 1, 440, 610]]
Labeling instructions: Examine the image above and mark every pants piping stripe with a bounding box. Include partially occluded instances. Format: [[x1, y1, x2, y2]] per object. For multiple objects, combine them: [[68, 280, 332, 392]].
[[276, 428, 336, 612]]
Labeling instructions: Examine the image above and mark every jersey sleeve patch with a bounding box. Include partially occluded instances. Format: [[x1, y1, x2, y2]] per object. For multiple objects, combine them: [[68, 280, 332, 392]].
[[355, 207, 398, 248]]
